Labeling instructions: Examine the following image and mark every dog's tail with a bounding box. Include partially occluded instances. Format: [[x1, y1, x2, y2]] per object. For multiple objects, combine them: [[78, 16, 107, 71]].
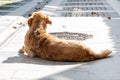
[[94, 50, 112, 59], [84, 49, 112, 61]]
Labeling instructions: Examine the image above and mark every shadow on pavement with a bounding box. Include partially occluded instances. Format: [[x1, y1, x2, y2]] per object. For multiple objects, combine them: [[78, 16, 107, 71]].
[[2, 52, 80, 65]]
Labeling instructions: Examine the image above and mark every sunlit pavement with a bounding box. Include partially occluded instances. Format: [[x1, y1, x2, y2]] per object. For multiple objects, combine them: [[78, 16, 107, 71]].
[[0, 0, 120, 80]]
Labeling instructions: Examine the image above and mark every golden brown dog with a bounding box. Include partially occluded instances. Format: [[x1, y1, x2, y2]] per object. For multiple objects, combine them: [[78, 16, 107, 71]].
[[19, 11, 112, 62]]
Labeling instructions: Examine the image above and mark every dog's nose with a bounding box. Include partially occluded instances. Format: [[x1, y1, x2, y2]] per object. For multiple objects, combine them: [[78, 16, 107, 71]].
[[28, 13, 32, 17]]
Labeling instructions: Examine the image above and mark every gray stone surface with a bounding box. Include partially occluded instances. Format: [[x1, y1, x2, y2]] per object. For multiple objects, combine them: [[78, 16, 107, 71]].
[[0, 17, 120, 80], [0, 0, 120, 80]]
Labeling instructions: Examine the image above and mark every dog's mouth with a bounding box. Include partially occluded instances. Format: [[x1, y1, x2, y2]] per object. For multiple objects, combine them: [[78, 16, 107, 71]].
[[49, 32, 93, 41]]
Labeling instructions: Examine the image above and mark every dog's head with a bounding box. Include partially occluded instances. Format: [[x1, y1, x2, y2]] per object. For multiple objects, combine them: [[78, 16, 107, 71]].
[[28, 11, 52, 29]]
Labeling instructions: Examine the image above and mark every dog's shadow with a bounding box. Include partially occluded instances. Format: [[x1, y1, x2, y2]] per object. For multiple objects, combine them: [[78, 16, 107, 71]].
[[2, 53, 80, 65]]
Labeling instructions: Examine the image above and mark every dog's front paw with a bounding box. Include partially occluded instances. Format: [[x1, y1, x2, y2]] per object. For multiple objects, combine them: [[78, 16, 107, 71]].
[[18, 46, 25, 53], [18, 48, 24, 53], [27, 54, 35, 58]]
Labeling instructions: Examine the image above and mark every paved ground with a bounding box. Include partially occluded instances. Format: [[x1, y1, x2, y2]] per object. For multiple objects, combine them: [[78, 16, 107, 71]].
[[0, 0, 120, 80], [0, 16, 120, 80]]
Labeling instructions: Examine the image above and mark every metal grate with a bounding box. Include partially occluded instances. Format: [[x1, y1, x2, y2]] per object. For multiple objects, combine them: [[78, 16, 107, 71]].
[[61, 12, 114, 17], [62, 7, 111, 11], [50, 32, 93, 40], [62, 2, 106, 6]]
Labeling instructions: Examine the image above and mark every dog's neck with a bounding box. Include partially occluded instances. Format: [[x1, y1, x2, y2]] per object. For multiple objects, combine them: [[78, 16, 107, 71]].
[[30, 21, 47, 34], [36, 25, 46, 33]]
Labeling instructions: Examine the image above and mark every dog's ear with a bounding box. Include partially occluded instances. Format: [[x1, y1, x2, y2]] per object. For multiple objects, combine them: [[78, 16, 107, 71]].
[[46, 16, 52, 25], [28, 17, 33, 27]]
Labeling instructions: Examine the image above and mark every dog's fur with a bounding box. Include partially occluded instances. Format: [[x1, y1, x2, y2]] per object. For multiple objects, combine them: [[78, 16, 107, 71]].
[[19, 11, 112, 62]]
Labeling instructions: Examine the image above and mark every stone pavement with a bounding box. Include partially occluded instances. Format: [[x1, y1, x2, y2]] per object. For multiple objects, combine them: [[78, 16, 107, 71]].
[[0, 0, 120, 80], [0, 17, 120, 80]]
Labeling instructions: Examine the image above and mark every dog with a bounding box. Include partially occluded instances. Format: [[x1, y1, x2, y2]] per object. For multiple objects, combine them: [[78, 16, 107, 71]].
[[19, 11, 112, 62]]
